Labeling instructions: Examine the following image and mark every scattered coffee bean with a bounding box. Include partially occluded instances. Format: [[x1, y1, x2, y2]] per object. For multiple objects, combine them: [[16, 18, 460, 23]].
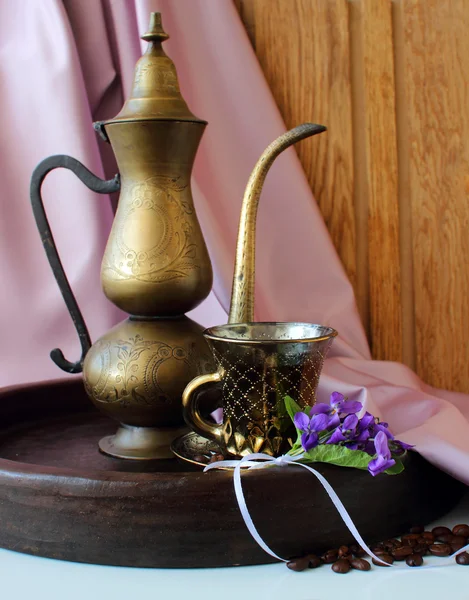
[[432, 526, 452, 537], [338, 545, 350, 558], [429, 543, 452, 557], [332, 558, 351, 574], [452, 524, 469, 538], [402, 533, 420, 543], [305, 554, 322, 569], [321, 549, 339, 564], [435, 533, 454, 544], [350, 557, 371, 571], [350, 544, 367, 558], [450, 535, 467, 546], [421, 532, 435, 542], [372, 553, 394, 566], [194, 454, 207, 463], [392, 545, 414, 560], [417, 536, 431, 546], [406, 553, 423, 567], [456, 552, 469, 565], [384, 538, 403, 549], [409, 525, 424, 534], [371, 544, 385, 553], [451, 542, 465, 554], [413, 544, 429, 555], [287, 557, 310, 572]]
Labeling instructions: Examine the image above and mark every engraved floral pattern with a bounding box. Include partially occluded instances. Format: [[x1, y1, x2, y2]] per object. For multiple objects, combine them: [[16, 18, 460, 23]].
[[102, 175, 200, 284]]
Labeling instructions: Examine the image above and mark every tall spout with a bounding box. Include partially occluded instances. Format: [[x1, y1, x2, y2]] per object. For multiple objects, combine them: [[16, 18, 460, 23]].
[[228, 123, 327, 324]]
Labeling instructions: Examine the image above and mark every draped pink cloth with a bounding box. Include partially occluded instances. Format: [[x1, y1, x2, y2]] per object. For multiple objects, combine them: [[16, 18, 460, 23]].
[[1, 0, 468, 482]]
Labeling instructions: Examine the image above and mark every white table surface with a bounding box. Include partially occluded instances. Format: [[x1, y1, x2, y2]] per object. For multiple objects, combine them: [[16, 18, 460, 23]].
[[2, 489, 469, 600]]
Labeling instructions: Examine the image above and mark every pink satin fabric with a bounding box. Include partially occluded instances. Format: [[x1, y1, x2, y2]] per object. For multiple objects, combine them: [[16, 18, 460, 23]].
[[1, 0, 468, 482]]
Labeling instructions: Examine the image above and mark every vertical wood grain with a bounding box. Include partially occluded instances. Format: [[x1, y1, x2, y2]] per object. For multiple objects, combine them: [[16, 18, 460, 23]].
[[350, 0, 402, 361], [235, 0, 469, 392], [248, 0, 359, 319], [398, 0, 469, 391]]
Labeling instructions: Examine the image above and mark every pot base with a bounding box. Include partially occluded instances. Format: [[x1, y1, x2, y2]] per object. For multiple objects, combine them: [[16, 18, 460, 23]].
[[99, 424, 188, 460]]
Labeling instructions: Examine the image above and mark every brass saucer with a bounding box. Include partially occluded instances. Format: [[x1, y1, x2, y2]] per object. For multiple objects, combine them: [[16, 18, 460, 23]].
[[170, 431, 227, 468]]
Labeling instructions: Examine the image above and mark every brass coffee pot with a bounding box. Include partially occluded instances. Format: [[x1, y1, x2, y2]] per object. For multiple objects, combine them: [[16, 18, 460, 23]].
[[30, 13, 215, 459]]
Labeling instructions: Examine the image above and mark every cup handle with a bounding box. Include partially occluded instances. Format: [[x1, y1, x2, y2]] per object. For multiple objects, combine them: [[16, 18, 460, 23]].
[[182, 371, 224, 443]]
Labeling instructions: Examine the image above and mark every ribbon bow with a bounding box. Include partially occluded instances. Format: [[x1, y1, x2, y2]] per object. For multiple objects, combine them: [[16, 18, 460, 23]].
[[205, 452, 469, 569]]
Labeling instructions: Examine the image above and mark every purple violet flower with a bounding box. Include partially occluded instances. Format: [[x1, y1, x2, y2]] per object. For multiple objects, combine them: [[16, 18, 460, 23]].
[[311, 391, 362, 419], [327, 414, 358, 445], [368, 431, 396, 476], [294, 412, 332, 452]]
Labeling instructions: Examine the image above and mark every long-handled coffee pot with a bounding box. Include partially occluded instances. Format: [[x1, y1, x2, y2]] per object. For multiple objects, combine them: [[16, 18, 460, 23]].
[[30, 13, 215, 460], [182, 124, 338, 457]]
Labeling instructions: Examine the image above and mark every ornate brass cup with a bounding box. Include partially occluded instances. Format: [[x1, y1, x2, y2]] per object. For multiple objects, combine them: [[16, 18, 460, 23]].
[[183, 123, 337, 457], [30, 13, 215, 459], [183, 323, 336, 456]]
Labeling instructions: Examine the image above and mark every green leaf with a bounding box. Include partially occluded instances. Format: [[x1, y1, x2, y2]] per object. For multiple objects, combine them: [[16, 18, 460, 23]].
[[284, 395, 302, 423], [302, 445, 372, 471], [385, 458, 405, 475]]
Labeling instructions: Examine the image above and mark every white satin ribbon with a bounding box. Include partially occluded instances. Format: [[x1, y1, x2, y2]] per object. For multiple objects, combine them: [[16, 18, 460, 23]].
[[204, 452, 469, 569]]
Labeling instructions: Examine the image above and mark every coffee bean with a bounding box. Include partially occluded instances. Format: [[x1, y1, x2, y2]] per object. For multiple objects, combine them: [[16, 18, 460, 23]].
[[372, 553, 393, 566], [338, 545, 351, 558], [305, 554, 322, 569], [371, 544, 385, 553], [421, 532, 435, 542], [413, 544, 429, 555], [409, 525, 424, 534], [417, 537, 431, 546], [384, 538, 403, 549], [451, 542, 465, 553], [432, 526, 452, 537], [451, 535, 467, 546], [429, 543, 452, 557], [194, 454, 207, 463], [402, 533, 420, 543], [452, 524, 469, 538], [435, 533, 454, 544], [321, 549, 339, 564], [406, 553, 423, 567], [456, 552, 469, 565], [392, 545, 414, 560], [331, 558, 351, 574], [287, 557, 310, 572], [350, 544, 367, 558], [350, 557, 371, 571]]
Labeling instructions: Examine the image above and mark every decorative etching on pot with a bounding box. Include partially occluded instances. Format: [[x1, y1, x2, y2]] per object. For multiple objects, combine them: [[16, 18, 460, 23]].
[[102, 175, 200, 284], [85, 334, 213, 407], [134, 57, 179, 93]]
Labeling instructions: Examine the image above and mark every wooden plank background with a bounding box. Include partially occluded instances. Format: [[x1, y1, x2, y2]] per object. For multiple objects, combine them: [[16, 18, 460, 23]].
[[235, 0, 469, 393]]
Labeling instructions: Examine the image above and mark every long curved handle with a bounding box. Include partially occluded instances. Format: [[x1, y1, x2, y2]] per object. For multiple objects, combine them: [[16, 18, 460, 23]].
[[30, 155, 120, 373], [228, 123, 327, 324], [182, 371, 224, 443]]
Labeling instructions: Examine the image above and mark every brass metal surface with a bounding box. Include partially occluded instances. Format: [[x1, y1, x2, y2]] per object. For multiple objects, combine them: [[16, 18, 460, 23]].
[[171, 431, 226, 468], [31, 13, 215, 460], [182, 124, 334, 459], [103, 12, 205, 125], [99, 424, 189, 460], [102, 119, 212, 315], [183, 323, 336, 457], [229, 123, 326, 324]]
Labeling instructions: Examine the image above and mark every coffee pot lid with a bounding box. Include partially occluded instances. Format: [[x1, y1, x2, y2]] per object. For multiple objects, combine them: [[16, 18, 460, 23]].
[[102, 12, 205, 126]]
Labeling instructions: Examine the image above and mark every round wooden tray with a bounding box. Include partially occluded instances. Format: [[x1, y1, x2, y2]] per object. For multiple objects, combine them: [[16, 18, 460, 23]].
[[0, 378, 464, 568]]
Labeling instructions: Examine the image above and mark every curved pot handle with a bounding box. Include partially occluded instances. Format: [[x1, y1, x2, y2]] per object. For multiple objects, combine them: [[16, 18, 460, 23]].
[[30, 155, 120, 373]]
